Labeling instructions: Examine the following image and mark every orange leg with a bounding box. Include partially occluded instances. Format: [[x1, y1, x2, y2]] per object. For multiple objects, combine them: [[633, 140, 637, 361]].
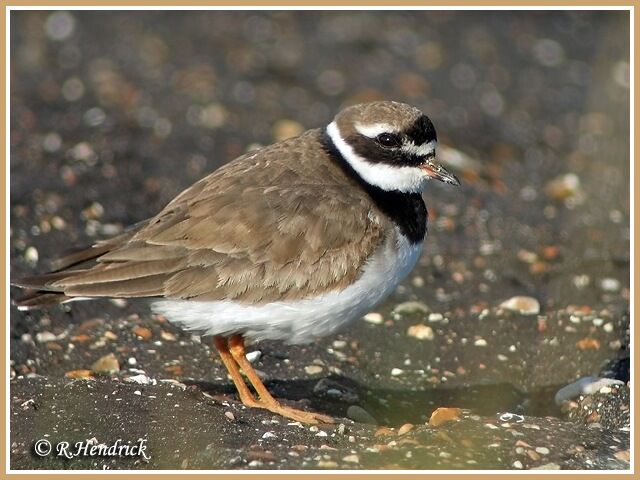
[[213, 336, 259, 407], [227, 334, 334, 425]]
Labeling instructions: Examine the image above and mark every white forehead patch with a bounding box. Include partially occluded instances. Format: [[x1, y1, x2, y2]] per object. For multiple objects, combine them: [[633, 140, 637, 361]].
[[327, 121, 429, 194], [354, 122, 397, 138]]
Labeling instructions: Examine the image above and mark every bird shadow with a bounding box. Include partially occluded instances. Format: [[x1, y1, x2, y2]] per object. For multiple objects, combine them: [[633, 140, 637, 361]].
[[184, 374, 563, 426]]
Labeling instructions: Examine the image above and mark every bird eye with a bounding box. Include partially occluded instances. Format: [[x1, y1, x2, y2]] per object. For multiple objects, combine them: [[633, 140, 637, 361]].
[[375, 133, 401, 148]]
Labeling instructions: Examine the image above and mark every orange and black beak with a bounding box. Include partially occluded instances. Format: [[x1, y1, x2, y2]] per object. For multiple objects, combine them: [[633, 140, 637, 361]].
[[421, 159, 461, 186]]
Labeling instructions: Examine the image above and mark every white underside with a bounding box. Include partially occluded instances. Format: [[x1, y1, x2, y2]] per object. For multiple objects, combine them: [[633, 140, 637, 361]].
[[152, 228, 423, 344]]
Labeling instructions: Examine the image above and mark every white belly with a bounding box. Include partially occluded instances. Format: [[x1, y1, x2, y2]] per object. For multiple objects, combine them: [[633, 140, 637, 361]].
[[152, 228, 423, 344]]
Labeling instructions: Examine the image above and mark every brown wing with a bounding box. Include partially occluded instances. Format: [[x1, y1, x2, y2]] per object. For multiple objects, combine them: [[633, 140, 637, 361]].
[[14, 130, 384, 306]]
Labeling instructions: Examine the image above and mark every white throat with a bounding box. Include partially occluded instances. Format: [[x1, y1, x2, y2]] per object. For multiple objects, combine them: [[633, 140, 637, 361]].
[[326, 121, 429, 193]]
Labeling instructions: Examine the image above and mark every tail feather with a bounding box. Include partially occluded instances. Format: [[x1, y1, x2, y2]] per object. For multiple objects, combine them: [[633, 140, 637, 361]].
[[13, 290, 72, 311], [11, 270, 89, 291]]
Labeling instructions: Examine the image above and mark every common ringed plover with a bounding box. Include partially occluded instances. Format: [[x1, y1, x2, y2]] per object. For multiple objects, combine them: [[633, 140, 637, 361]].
[[13, 101, 460, 424]]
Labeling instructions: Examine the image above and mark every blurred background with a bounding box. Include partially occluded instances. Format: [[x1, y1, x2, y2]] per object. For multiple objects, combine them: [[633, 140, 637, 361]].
[[10, 11, 631, 470]]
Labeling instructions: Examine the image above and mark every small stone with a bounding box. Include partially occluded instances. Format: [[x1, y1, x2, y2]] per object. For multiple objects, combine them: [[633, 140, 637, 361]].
[[305, 365, 323, 375], [407, 324, 434, 340], [246, 351, 262, 363], [397, 423, 414, 435], [499, 296, 540, 315], [110, 298, 128, 308], [576, 337, 600, 350], [363, 312, 383, 324], [342, 454, 359, 463], [391, 368, 404, 376], [124, 374, 154, 385], [474, 338, 488, 347], [535, 446, 550, 455], [428, 407, 462, 427], [35, 332, 57, 343], [332, 340, 347, 349], [346, 405, 377, 424], [261, 432, 276, 439], [133, 326, 153, 340], [225, 411, 235, 421], [603, 322, 614, 333], [315, 430, 328, 437], [512, 460, 523, 469], [91, 353, 120, 374], [600, 278, 621, 292], [393, 301, 430, 315], [24, 246, 39, 264], [545, 173, 582, 201], [64, 369, 94, 379], [592, 318, 604, 327], [428, 313, 444, 322], [160, 330, 176, 341], [133, 390, 142, 396], [317, 460, 338, 468], [614, 450, 630, 462], [531, 463, 561, 470]]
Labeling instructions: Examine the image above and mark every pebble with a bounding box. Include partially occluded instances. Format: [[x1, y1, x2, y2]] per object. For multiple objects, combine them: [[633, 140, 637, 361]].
[[35, 332, 57, 343], [224, 411, 235, 421], [332, 340, 347, 349], [305, 365, 323, 375], [554, 376, 625, 404], [346, 405, 377, 425], [474, 338, 488, 347], [531, 463, 561, 470], [397, 423, 414, 435], [535, 447, 550, 455], [246, 351, 262, 363], [363, 312, 383, 325], [160, 331, 176, 341], [124, 374, 155, 385], [315, 430, 328, 437], [603, 322, 614, 333], [91, 353, 120, 374], [600, 278, 621, 292], [390, 368, 404, 376], [428, 313, 444, 322], [24, 246, 39, 264], [406, 324, 434, 340], [513, 460, 523, 469], [393, 301, 430, 315], [499, 296, 540, 315], [261, 432, 276, 439], [342, 454, 359, 463], [545, 173, 582, 201]]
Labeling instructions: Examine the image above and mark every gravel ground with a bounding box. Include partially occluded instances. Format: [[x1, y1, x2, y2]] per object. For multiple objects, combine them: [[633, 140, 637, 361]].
[[10, 11, 630, 470]]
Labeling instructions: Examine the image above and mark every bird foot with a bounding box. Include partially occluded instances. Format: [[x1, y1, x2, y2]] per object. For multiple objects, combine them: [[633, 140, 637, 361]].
[[242, 398, 334, 424]]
